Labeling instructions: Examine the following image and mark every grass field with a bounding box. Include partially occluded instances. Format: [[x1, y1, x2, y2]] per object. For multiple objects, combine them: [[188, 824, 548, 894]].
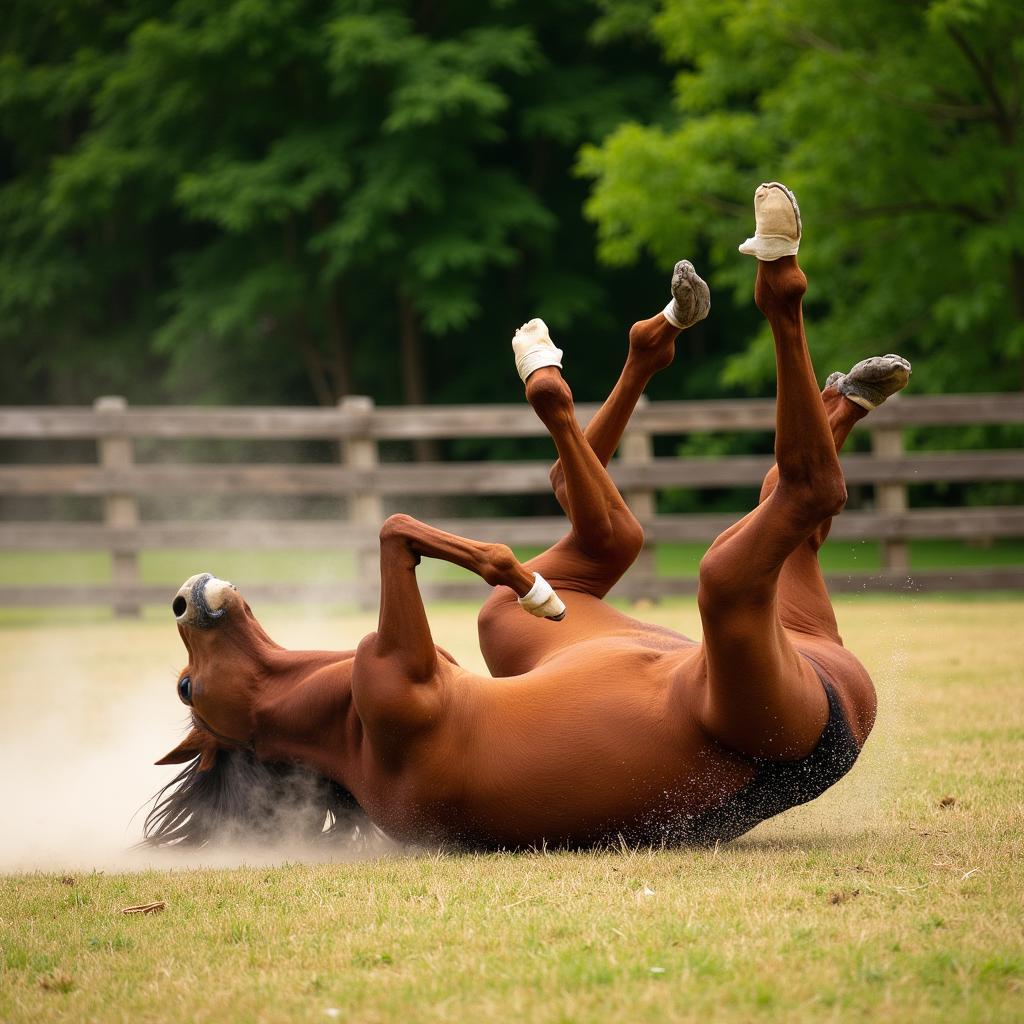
[[1, 596, 1022, 1022], [3, 538, 1024, 587]]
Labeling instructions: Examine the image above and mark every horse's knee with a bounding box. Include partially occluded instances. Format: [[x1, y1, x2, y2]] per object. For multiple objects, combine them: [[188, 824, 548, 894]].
[[697, 545, 771, 620], [379, 513, 416, 544], [548, 461, 567, 505], [573, 508, 644, 573], [612, 512, 645, 568], [777, 476, 847, 526]]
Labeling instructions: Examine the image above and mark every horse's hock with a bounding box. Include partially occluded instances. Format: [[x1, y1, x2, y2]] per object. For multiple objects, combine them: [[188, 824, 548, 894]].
[[2, 393, 1024, 614]]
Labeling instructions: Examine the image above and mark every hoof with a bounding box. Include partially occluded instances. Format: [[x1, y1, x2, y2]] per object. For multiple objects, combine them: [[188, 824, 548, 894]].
[[829, 354, 912, 410], [662, 260, 711, 329], [518, 572, 566, 621], [513, 318, 563, 383], [738, 182, 801, 261]]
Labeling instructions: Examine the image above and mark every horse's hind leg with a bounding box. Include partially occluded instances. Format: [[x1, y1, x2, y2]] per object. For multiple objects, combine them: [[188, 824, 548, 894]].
[[751, 386, 867, 642], [696, 254, 849, 760], [477, 366, 650, 675], [754, 363, 908, 641]]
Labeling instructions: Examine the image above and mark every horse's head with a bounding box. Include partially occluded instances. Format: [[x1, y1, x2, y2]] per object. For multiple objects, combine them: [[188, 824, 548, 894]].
[[157, 572, 280, 769], [146, 573, 370, 847]]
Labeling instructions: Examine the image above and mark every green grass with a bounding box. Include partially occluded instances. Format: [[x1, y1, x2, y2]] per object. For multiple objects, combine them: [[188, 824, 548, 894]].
[[3, 538, 1024, 588], [0, 597, 1022, 1022], [2, 539, 1021, 628]]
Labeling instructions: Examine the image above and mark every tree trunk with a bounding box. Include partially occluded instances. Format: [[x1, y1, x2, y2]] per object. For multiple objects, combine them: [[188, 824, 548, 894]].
[[325, 285, 353, 399], [398, 291, 439, 462], [295, 320, 335, 408]]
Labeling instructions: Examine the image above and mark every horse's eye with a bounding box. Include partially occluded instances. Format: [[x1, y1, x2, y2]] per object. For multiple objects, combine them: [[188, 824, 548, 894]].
[[177, 675, 193, 705]]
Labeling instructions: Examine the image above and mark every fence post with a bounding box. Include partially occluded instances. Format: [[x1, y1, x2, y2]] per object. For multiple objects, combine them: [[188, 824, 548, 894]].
[[872, 424, 909, 575], [340, 395, 383, 610], [620, 395, 657, 600], [95, 395, 141, 617]]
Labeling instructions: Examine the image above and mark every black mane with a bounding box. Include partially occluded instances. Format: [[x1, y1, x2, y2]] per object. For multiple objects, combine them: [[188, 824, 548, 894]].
[[142, 748, 371, 848]]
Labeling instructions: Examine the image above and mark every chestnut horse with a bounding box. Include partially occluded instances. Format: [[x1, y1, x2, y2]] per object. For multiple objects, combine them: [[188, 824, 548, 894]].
[[146, 250, 908, 850]]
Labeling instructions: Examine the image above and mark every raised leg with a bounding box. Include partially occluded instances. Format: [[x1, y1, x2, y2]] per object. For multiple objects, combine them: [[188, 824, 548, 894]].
[[549, 260, 709, 503], [755, 386, 867, 641], [756, 356, 910, 640], [696, 254, 848, 759], [529, 261, 710, 592], [353, 514, 544, 747], [478, 263, 710, 676]]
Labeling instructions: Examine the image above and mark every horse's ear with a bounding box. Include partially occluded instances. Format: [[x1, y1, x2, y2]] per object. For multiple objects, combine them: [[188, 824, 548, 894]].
[[156, 727, 218, 771]]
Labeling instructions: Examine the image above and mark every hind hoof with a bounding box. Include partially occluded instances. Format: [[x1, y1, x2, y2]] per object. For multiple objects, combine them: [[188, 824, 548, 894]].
[[830, 354, 912, 410]]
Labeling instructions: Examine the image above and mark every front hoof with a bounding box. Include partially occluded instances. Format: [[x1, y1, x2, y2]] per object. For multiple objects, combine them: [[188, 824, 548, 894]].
[[663, 260, 711, 330], [518, 572, 567, 620]]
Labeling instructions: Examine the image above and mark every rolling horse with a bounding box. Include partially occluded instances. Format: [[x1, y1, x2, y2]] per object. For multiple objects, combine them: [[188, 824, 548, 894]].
[[146, 184, 911, 850]]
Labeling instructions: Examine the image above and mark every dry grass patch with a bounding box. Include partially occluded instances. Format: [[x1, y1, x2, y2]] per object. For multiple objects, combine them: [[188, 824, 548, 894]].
[[0, 596, 1022, 1022]]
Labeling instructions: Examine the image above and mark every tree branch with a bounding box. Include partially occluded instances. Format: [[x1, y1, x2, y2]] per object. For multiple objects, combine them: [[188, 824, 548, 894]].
[[792, 26, 997, 123], [946, 26, 1013, 142], [840, 200, 990, 223], [699, 193, 747, 217]]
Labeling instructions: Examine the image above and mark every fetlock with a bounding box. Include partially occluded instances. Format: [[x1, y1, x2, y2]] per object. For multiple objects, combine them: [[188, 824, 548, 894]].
[[754, 259, 807, 316], [525, 368, 573, 422], [627, 316, 676, 373]]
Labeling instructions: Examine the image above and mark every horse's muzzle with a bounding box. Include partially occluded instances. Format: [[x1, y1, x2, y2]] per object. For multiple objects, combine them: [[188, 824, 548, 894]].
[[172, 573, 236, 628]]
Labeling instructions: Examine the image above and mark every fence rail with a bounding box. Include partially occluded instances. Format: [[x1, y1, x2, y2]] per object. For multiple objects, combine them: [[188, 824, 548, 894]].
[[3, 393, 1023, 613]]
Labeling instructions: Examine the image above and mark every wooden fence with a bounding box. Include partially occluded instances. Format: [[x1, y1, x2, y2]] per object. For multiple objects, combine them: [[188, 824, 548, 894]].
[[2, 393, 1024, 614]]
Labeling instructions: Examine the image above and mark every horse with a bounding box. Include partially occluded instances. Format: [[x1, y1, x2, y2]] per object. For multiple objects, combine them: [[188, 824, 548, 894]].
[[145, 184, 911, 850]]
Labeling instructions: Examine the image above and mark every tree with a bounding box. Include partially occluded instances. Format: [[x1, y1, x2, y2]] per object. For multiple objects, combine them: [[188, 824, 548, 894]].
[[0, 0, 672, 410], [580, 0, 1024, 394]]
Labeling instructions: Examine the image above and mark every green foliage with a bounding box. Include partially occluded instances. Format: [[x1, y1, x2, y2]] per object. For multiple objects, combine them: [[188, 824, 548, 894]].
[[0, 0, 669, 407], [582, 0, 1024, 394]]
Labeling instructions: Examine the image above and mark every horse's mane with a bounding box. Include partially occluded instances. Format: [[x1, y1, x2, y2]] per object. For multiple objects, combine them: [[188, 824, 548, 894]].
[[142, 748, 371, 848]]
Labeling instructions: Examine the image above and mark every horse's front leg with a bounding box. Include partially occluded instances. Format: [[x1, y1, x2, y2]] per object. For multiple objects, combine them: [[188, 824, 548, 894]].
[[378, 514, 565, 619], [352, 515, 559, 757]]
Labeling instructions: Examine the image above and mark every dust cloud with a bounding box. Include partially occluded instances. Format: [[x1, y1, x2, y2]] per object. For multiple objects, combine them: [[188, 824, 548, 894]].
[[0, 606, 402, 873]]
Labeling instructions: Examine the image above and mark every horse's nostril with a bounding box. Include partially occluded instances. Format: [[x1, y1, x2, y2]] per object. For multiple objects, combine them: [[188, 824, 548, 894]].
[[172, 596, 187, 618]]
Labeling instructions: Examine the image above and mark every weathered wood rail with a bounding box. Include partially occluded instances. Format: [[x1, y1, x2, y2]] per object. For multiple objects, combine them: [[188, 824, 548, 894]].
[[2, 393, 1023, 613]]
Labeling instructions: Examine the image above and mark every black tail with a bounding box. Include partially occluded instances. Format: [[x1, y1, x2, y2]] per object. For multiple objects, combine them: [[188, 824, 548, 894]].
[[142, 748, 371, 848]]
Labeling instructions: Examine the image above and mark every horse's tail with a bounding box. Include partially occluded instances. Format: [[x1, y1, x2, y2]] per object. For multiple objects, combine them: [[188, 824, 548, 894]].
[[141, 747, 372, 848]]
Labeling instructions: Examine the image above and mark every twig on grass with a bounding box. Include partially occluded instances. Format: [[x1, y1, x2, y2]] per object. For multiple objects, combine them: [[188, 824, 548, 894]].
[[121, 901, 166, 915]]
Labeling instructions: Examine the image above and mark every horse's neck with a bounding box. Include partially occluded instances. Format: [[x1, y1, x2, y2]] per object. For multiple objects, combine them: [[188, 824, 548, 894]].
[[252, 653, 357, 777]]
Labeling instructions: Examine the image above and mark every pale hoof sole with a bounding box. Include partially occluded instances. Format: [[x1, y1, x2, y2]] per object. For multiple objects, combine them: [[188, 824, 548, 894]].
[[829, 354, 912, 409], [664, 259, 711, 329]]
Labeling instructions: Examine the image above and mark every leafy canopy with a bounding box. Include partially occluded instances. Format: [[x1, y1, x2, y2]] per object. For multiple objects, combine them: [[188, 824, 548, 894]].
[[581, 0, 1024, 393], [0, 0, 669, 406]]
